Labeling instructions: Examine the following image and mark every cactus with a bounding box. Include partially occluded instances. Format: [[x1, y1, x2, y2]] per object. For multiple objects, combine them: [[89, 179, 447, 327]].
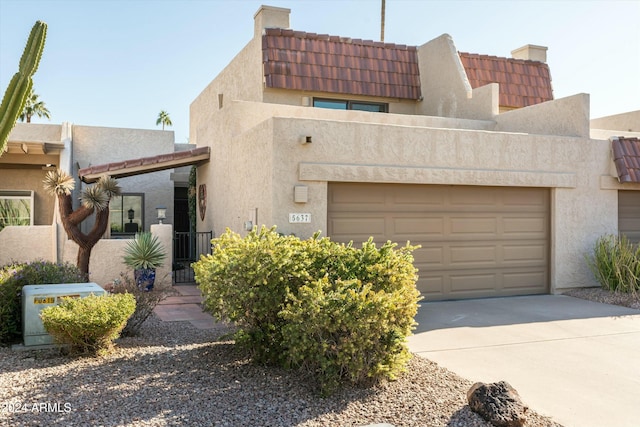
[[0, 21, 47, 156]]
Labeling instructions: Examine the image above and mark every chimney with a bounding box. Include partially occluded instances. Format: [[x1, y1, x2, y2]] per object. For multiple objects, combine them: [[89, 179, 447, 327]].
[[254, 5, 291, 38], [511, 44, 548, 63]]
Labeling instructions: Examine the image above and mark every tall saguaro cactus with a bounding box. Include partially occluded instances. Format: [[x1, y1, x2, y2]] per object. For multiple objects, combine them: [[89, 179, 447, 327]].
[[0, 20, 47, 156]]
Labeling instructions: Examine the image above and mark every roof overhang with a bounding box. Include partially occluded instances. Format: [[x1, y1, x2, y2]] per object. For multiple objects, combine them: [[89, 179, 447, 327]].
[[78, 146, 210, 183]]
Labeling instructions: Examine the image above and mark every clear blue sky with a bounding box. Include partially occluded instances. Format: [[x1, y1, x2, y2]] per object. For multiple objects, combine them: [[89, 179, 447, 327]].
[[1, 0, 638, 143]]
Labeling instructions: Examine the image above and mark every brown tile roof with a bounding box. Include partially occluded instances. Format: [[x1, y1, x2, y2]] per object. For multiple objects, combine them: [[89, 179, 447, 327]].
[[262, 28, 421, 100], [78, 146, 210, 183], [459, 52, 553, 109], [612, 137, 640, 183]]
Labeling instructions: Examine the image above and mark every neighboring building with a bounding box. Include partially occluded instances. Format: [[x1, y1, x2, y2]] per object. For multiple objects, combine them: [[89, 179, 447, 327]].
[[1, 122, 176, 235], [190, 5, 639, 300]]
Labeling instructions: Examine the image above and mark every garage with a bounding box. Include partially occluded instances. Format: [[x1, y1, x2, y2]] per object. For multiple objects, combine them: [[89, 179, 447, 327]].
[[327, 183, 549, 300], [618, 190, 640, 244]]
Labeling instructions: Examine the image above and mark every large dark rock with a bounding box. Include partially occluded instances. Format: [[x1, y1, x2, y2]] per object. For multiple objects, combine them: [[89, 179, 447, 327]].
[[467, 381, 528, 427]]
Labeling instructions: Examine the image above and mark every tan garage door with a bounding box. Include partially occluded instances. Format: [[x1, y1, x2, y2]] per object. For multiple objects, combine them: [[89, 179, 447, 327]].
[[327, 183, 549, 300], [619, 190, 640, 244]]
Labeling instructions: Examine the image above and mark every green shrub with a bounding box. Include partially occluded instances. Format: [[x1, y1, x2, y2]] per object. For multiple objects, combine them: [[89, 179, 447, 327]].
[[587, 234, 640, 293], [40, 293, 135, 356], [0, 260, 85, 344], [194, 227, 422, 394], [107, 272, 166, 336]]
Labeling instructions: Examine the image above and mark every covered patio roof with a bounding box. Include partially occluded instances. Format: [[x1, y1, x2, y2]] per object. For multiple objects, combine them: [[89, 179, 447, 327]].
[[78, 146, 210, 183]]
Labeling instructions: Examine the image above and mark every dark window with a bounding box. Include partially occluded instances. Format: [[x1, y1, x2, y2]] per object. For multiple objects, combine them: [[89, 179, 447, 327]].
[[110, 193, 144, 237], [313, 98, 388, 112]]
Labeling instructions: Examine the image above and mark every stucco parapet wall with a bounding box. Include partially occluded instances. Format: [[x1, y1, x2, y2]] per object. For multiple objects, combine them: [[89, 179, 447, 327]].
[[227, 100, 496, 135], [495, 93, 590, 138], [299, 162, 577, 188]]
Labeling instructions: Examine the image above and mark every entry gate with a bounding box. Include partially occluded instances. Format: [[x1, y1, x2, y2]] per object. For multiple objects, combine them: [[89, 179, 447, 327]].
[[173, 231, 213, 284]]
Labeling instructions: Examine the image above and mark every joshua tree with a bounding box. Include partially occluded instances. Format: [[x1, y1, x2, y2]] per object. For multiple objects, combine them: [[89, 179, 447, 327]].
[[43, 169, 121, 279], [156, 110, 172, 130], [19, 89, 51, 123], [0, 20, 47, 156]]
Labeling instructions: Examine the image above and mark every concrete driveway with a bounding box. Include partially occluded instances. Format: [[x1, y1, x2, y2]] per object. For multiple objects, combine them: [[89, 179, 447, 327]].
[[408, 295, 640, 427]]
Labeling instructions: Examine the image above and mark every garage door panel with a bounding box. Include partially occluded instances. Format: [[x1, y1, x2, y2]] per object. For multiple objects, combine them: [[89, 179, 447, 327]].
[[502, 244, 546, 263], [391, 216, 444, 237], [503, 271, 548, 290], [328, 183, 549, 300], [503, 217, 546, 235], [449, 217, 497, 235], [449, 245, 497, 265]]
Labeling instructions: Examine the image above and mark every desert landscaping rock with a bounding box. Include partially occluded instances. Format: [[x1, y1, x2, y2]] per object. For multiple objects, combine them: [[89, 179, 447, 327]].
[[0, 314, 562, 427], [467, 381, 528, 427]]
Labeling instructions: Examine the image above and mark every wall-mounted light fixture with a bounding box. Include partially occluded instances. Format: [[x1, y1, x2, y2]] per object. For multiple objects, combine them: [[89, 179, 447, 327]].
[[156, 206, 167, 224], [294, 185, 308, 203], [128, 208, 135, 222], [301, 135, 312, 144]]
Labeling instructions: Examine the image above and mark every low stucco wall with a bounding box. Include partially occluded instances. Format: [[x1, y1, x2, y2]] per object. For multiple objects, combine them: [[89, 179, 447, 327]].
[[0, 225, 55, 265], [1, 223, 173, 290]]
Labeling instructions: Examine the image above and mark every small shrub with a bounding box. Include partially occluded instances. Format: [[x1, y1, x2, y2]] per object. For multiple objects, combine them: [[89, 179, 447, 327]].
[[194, 227, 422, 394], [0, 260, 85, 344], [40, 293, 135, 356], [106, 273, 166, 336], [587, 234, 640, 293]]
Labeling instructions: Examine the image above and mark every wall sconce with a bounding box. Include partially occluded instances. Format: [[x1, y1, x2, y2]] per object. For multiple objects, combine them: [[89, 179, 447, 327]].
[[244, 221, 253, 231], [128, 208, 135, 223], [301, 135, 312, 145], [156, 206, 167, 224]]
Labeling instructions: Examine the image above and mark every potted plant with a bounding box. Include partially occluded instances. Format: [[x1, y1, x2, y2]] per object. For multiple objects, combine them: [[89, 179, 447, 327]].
[[123, 232, 167, 291]]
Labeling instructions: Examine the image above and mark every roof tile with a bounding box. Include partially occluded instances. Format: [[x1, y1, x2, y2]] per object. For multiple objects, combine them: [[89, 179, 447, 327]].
[[262, 28, 421, 100], [459, 52, 553, 109], [612, 137, 640, 183]]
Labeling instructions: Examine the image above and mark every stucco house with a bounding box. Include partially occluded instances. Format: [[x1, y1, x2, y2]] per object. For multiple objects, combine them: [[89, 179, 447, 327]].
[[188, 5, 640, 301]]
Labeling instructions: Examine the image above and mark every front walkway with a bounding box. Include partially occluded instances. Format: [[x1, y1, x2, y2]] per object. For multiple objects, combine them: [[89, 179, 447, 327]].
[[153, 284, 217, 329]]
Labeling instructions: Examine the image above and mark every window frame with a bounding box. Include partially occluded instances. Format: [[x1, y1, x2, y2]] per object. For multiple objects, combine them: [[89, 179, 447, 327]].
[[109, 193, 145, 238], [313, 97, 388, 113], [0, 190, 34, 229]]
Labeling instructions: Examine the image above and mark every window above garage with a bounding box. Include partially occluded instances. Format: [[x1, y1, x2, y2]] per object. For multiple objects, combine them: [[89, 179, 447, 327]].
[[313, 98, 388, 113]]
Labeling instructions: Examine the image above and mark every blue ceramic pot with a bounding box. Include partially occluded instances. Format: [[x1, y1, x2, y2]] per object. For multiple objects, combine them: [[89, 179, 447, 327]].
[[134, 268, 156, 291]]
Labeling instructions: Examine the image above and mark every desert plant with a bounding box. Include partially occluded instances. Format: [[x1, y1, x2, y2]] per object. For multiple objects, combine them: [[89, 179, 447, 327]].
[[40, 293, 135, 356], [0, 199, 30, 231], [587, 234, 640, 294], [194, 227, 422, 394], [0, 260, 85, 344], [106, 273, 166, 336], [123, 232, 167, 270], [0, 21, 47, 156], [43, 169, 121, 279]]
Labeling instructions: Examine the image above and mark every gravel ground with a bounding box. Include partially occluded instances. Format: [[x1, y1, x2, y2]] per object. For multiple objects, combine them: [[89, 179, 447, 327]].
[[4, 287, 636, 427]]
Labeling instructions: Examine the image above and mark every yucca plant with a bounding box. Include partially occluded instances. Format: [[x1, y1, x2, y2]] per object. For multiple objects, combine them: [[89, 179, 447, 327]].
[[43, 169, 121, 279]]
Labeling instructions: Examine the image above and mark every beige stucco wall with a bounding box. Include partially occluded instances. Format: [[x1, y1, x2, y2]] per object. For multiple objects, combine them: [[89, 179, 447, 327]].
[[0, 168, 55, 225], [72, 125, 175, 231], [59, 224, 172, 288], [0, 225, 55, 265], [590, 110, 640, 133], [195, 99, 619, 293]]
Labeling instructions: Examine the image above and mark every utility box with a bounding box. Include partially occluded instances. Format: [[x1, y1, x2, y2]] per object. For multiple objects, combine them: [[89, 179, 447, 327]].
[[22, 283, 106, 346]]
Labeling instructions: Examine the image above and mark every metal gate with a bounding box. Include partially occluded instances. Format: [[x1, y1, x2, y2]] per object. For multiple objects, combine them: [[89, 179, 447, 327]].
[[173, 231, 213, 284]]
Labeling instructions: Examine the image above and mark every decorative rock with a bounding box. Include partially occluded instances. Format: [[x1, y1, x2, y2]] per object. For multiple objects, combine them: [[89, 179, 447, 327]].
[[467, 381, 528, 427]]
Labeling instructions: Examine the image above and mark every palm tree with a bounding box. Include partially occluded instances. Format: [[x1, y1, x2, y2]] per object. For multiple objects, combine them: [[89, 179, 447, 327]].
[[19, 89, 51, 123], [156, 110, 172, 130]]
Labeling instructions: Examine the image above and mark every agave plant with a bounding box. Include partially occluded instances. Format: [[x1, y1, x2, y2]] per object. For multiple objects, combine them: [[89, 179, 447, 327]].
[[123, 232, 167, 270]]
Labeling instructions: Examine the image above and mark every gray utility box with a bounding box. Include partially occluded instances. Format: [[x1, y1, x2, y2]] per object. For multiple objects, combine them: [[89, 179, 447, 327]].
[[22, 283, 106, 346]]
